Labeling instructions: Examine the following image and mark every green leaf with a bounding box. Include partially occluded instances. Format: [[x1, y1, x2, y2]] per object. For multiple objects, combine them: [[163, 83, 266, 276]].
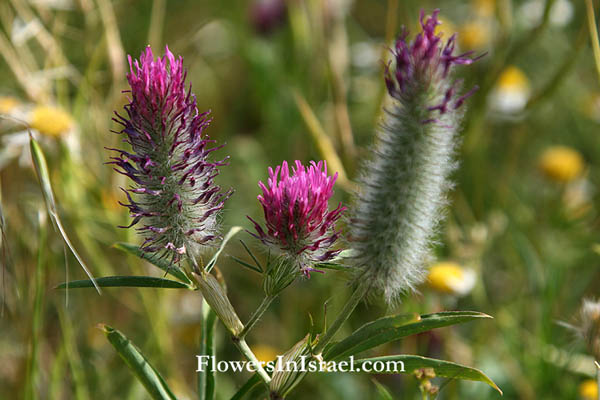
[[326, 311, 492, 361], [229, 255, 262, 274], [355, 355, 502, 394], [198, 300, 218, 400], [314, 262, 348, 272], [206, 226, 243, 273], [101, 325, 178, 400], [325, 313, 420, 361], [30, 135, 101, 294], [230, 374, 262, 400], [113, 242, 192, 285], [238, 239, 263, 272], [55, 276, 191, 289]]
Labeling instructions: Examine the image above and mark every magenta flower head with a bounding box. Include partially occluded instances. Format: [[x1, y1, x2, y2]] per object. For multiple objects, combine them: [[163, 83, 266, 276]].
[[384, 9, 481, 120], [249, 160, 345, 292], [109, 46, 232, 264], [351, 10, 481, 304]]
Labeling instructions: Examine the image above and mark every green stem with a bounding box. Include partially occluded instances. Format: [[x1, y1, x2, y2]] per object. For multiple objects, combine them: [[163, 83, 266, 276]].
[[239, 295, 276, 339], [234, 338, 272, 384], [24, 215, 46, 400], [586, 0, 600, 84], [198, 300, 217, 400], [312, 280, 370, 355], [526, 23, 587, 109]]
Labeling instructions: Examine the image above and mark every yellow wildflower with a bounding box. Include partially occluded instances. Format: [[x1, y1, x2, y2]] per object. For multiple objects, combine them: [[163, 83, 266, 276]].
[[427, 262, 476, 296], [490, 66, 531, 113], [0, 96, 19, 114], [497, 66, 529, 90], [579, 379, 598, 400], [459, 22, 490, 49], [30, 105, 73, 137], [252, 344, 278, 364], [538, 146, 584, 183]]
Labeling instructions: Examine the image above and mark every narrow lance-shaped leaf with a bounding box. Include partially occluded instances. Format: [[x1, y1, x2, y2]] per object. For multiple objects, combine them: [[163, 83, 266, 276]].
[[56, 276, 190, 289], [355, 354, 502, 394], [229, 255, 262, 274], [326, 311, 492, 361], [101, 325, 177, 400], [29, 134, 101, 294], [324, 312, 420, 360], [114, 242, 193, 285]]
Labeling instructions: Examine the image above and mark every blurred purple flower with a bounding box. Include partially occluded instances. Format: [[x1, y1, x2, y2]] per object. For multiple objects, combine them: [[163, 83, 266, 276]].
[[250, 0, 287, 35], [249, 160, 345, 276], [385, 9, 482, 122], [109, 46, 231, 263]]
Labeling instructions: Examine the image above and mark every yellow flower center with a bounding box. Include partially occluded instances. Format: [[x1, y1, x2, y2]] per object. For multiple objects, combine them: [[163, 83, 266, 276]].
[[459, 22, 490, 49], [30, 105, 73, 137], [427, 262, 475, 295], [579, 379, 598, 400], [497, 66, 530, 92], [538, 146, 584, 183]]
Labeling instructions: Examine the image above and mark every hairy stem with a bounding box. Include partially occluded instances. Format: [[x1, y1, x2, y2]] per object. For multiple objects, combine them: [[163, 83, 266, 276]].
[[312, 280, 370, 355], [239, 295, 276, 339]]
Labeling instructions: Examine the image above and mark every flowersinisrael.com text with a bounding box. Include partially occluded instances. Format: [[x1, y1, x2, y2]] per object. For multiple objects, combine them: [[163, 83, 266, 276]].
[[196, 355, 405, 374]]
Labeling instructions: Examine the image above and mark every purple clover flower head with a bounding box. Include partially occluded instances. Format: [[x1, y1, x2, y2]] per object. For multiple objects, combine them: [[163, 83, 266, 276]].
[[249, 160, 345, 277], [109, 46, 232, 263], [351, 10, 481, 304], [385, 9, 481, 124]]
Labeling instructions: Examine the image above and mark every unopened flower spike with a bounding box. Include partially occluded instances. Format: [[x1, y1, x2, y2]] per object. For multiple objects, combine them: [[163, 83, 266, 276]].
[[351, 9, 481, 304], [248, 160, 345, 292], [108, 46, 232, 264]]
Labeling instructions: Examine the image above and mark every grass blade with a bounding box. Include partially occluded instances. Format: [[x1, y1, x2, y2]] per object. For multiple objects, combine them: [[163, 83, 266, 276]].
[[371, 378, 393, 400], [24, 213, 47, 400], [113, 242, 192, 285], [205, 226, 243, 273], [55, 276, 191, 289], [355, 354, 502, 394], [586, 0, 600, 84], [29, 134, 101, 294], [326, 311, 492, 361], [101, 325, 177, 400], [59, 310, 91, 400]]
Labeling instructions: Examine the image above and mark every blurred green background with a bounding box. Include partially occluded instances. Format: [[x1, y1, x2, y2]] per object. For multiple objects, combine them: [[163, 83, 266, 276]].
[[1, 0, 600, 398]]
